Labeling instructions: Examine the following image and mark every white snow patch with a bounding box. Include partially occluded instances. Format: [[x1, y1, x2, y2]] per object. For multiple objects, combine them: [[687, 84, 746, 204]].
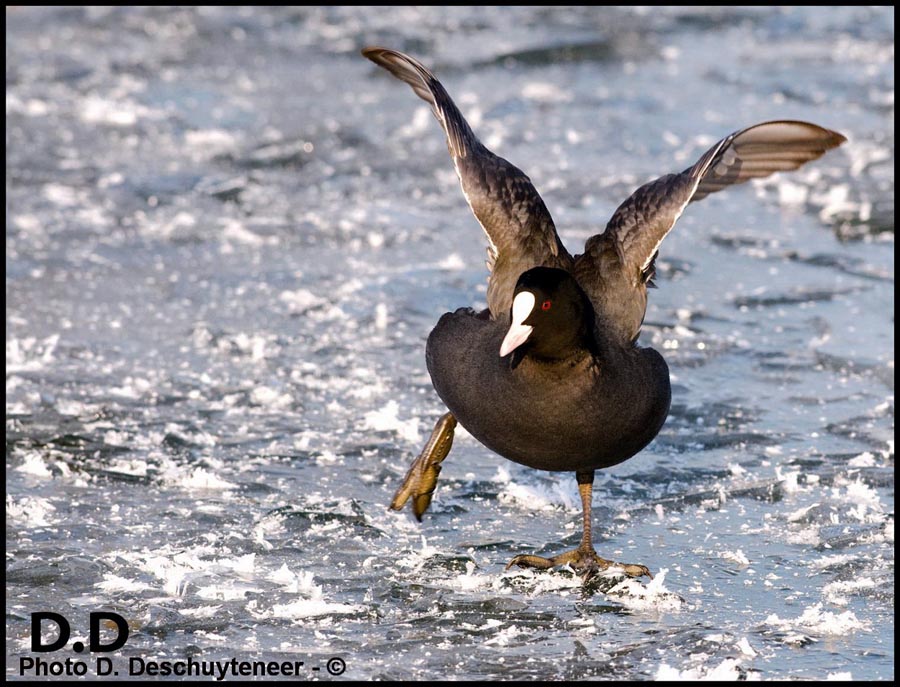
[[775, 466, 805, 493], [459, 618, 504, 633], [822, 577, 878, 606], [218, 332, 274, 361], [163, 423, 217, 447], [219, 553, 257, 576], [112, 376, 152, 399], [105, 458, 149, 477], [6, 494, 57, 527], [809, 553, 858, 570], [183, 467, 238, 491], [814, 184, 857, 222], [178, 606, 223, 619], [279, 288, 326, 313], [14, 451, 53, 478], [185, 128, 239, 156], [785, 526, 820, 546], [438, 253, 466, 270], [655, 657, 756, 681], [374, 302, 389, 330], [483, 624, 531, 646], [268, 564, 308, 591], [728, 463, 746, 476], [6, 334, 60, 373], [250, 385, 293, 409], [399, 105, 433, 138], [720, 549, 750, 566], [196, 583, 258, 601], [764, 603, 869, 636], [56, 398, 101, 416], [363, 400, 420, 444], [250, 566, 362, 620], [264, 598, 362, 620], [96, 574, 153, 593], [828, 477, 886, 524], [735, 637, 757, 657], [43, 183, 81, 207], [606, 568, 684, 612], [776, 179, 809, 206], [498, 478, 575, 513], [522, 82, 572, 103], [160, 465, 238, 492], [395, 536, 443, 571], [103, 430, 131, 447], [834, 477, 883, 509], [80, 95, 162, 126], [143, 211, 197, 240], [220, 218, 278, 246], [787, 503, 817, 522], [6, 93, 52, 116], [847, 452, 877, 467], [445, 561, 494, 592]]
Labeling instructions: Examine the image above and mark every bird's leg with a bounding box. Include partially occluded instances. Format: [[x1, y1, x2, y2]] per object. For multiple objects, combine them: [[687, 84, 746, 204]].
[[506, 470, 652, 579], [389, 412, 456, 521]]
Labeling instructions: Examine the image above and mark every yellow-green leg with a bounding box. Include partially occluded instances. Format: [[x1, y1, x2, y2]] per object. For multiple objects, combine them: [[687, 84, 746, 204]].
[[506, 470, 652, 579], [390, 412, 456, 521]]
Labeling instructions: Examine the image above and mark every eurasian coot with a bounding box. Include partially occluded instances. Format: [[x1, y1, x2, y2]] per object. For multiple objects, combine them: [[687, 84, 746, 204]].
[[365, 47, 846, 578]]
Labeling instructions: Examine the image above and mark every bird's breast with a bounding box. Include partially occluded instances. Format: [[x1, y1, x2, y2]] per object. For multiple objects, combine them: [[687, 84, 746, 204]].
[[426, 312, 671, 472]]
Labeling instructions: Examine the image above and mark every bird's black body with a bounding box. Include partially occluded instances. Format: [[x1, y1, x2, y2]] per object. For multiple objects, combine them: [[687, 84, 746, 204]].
[[427, 305, 670, 473], [366, 46, 846, 577]]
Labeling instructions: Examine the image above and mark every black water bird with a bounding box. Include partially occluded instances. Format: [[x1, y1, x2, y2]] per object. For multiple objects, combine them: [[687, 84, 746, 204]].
[[364, 47, 846, 578]]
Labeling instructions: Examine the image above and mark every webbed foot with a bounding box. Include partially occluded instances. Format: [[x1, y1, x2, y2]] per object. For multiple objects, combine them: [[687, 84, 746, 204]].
[[389, 412, 456, 520], [506, 546, 652, 580]]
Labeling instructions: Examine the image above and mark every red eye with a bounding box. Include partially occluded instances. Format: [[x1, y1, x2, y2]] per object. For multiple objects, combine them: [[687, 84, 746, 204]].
[[541, 300, 552, 311]]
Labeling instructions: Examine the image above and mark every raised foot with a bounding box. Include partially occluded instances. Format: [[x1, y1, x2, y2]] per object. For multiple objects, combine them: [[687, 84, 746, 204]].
[[505, 548, 652, 580], [389, 412, 456, 520]]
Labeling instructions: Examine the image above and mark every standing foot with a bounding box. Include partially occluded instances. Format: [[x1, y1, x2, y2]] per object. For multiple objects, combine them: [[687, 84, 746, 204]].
[[506, 545, 652, 580], [389, 413, 456, 520]]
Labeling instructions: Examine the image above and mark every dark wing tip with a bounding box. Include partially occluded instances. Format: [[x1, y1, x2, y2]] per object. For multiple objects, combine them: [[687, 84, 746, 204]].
[[361, 46, 431, 77], [361, 46, 401, 72], [790, 120, 847, 148], [361, 46, 390, 59], [734, 120, 848, 155], [690, 120, 848, 203], [361, 46, 399, 64], [766, 119, 847, 144], [360, 46, 445, 128], [828, 129, 849, 147]]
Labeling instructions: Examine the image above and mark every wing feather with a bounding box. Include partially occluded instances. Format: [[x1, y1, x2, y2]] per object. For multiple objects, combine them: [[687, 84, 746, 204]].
[[574, 120, 845, 342], [363, 47, 573, 315]]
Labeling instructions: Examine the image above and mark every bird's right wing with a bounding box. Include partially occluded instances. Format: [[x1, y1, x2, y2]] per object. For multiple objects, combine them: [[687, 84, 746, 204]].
[[363, 47, 573, 316]]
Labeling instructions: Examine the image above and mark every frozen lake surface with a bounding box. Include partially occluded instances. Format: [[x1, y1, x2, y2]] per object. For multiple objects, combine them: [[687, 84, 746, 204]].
[[6, 6, 893, 681]]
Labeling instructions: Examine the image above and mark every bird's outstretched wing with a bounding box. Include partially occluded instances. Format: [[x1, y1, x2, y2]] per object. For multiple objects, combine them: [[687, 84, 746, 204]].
[[575, 120, 846, 342], [363, 47, 573, 316]]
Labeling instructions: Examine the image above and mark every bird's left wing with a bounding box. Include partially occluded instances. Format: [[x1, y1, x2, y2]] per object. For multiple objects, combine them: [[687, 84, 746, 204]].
[[575, 121, 846, 341]]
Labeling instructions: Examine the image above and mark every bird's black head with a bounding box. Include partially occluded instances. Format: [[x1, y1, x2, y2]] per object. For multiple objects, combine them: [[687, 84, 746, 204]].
[[500, 267, 596, 363]]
